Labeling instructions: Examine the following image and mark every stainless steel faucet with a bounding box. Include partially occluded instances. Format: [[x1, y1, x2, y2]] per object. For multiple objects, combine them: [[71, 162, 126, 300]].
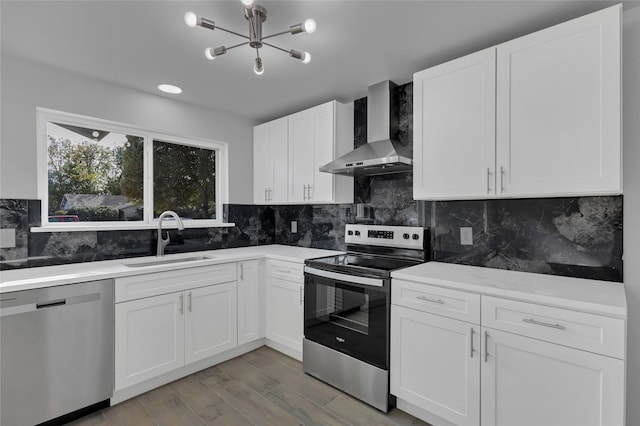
[[156, 210, 185, 256]]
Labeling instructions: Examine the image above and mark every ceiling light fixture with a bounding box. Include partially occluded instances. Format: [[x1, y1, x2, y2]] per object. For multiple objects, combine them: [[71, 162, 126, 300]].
[[157, 84, 183, 94], [184, 1, 315, 76]]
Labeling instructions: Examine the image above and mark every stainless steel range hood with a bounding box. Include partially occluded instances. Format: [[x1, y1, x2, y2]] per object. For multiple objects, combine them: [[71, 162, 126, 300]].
[[319, 80, 412, 176]]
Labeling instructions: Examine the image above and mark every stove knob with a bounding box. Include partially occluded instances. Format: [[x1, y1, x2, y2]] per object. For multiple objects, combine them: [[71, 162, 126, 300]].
[[347, 230, 353, 236], [403, 233, 410, 239], [412, 233, 420, 240], [354, 230, 361, 236]]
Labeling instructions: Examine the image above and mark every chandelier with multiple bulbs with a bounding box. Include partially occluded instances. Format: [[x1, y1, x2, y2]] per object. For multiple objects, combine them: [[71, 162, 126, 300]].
[[184, 0, 316, 75]]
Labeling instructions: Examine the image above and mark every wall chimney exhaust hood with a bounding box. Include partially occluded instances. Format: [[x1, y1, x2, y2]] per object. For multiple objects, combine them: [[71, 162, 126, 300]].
[[319, 80, 412, 176]]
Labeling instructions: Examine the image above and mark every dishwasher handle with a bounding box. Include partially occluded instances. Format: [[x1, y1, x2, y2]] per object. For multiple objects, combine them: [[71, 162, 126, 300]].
[[1, 293, 100, 317], [36, 299, 66, 309]]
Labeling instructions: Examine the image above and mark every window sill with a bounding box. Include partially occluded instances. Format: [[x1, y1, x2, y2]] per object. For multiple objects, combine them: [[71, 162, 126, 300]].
[[30, 222, 236, 233]]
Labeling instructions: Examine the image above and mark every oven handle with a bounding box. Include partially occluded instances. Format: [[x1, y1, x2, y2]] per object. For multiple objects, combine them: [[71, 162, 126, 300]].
[[304, 266, 385, 287]]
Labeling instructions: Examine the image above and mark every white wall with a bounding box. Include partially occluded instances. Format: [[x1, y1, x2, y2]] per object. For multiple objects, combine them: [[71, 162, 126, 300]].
[[0, 54, 254, 204], [623, 7, 640, 426]]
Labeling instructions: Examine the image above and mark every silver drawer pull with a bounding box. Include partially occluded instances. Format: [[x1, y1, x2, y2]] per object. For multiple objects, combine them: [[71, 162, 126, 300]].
[[276, 268, 292, 274], [522, 318, 566, 330], [416, 296, 445, 305]]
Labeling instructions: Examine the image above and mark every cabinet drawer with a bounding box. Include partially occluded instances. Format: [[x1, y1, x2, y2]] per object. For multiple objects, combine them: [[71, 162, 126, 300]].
[[115, 263, 237, 303], [482, 296, 625, 359], [392, 279, 480, 324], [266, 259, 304, 281]]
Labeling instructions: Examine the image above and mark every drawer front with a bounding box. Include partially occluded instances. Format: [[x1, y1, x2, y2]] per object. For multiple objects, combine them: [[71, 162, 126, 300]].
[[392, 279, 480, 324], [482, 296, 625, 359], [266, 259, 304, 281], [115, 263, 237, 302]]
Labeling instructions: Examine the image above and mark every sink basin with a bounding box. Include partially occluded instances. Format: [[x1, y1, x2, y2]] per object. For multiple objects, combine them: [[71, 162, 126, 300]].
[[122, 255, 214, 268]]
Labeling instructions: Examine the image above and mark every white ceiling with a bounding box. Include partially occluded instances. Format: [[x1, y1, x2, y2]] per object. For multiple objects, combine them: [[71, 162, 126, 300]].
[[2, 0, 638, 123]]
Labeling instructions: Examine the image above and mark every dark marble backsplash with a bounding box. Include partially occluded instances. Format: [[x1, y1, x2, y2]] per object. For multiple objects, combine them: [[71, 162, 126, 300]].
[[0, 195, 623, 282], [0, 81, 623, 282]]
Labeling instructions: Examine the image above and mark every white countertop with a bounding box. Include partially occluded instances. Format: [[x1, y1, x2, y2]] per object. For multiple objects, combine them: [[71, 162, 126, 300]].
[[391, 262, 627, 318], [0, 245, 342, 293]]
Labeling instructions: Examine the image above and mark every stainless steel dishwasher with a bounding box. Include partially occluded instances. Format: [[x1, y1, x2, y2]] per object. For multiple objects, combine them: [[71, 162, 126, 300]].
[[1, 279, 114, 426]]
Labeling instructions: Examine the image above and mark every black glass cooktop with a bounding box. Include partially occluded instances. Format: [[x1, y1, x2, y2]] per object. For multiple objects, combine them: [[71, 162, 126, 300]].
[[305, 253, 422, 277]]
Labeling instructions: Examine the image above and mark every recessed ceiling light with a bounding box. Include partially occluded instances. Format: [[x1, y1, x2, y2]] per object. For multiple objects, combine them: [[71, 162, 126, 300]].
[[157, 84, 182, 94]]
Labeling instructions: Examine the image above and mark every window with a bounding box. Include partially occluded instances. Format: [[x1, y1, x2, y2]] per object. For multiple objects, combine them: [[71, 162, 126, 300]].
[[37, 109, 229, 229]]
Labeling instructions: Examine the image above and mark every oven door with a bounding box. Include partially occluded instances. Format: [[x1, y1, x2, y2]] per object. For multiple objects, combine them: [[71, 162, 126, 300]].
[[303, 266, 389, 370]]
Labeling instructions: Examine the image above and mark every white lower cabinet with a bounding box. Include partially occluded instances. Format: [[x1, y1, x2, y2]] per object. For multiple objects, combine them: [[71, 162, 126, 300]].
[[184, 282, 237, 364], [390, 279, 626, 426], [391, 306, 480, 426], [265, 259, 304, 360], [481, 328, 625, 426], [115, 265, 238, 391], [115, 292, 185, 390], [237, 260, 263, 345]]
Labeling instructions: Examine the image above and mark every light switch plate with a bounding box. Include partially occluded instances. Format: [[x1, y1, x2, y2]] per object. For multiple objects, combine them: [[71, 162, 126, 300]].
[[0, 228, 17, 248], [460, 227, 473, 245], [291, 221, 298, 234]]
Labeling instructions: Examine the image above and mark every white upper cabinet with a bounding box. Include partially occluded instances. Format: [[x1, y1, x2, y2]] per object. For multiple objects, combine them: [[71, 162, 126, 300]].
[[253, 117, 288, 204], [496, 4, 621, 196], [253, 100, 354, 204], [413, 4, 621, 200], [414, 48, 496, 199]]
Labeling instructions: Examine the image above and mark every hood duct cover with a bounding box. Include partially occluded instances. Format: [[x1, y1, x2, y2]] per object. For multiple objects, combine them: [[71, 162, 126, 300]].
[[319, 80, 413, 176]]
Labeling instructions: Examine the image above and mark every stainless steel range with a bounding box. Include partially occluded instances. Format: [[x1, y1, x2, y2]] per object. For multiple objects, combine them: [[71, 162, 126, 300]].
[[303, 224, 428, 412]]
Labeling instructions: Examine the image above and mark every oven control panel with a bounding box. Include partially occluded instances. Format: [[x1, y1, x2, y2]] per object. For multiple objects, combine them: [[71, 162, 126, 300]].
[[345, 224, 426, 249]]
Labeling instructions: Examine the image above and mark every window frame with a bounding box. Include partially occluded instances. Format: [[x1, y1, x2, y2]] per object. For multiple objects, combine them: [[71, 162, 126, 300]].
[[35, 108, 231, 231]]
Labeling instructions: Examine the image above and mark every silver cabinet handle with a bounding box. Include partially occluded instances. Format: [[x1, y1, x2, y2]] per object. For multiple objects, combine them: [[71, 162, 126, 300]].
[[307, 184, 312, 200], [500, 166, 505, 193], [522, 318, 566, 330], [487, 168, 492, 194], [416, 295, 444, 304], [188, 292, 192, 313], [276, 268, 291, 274], [240, 263, 244, 280], [299, 286, 303, 305], [484, 330, 489, 362], [179, 294, 184, 315], [264, 187, 268, 203], [268, 188, 273, 202], [303, 184, 308, 201], [470, 327, 475, 358]]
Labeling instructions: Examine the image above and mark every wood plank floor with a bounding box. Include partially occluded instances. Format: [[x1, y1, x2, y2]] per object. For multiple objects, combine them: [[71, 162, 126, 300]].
[[69, 346, 430, 426]]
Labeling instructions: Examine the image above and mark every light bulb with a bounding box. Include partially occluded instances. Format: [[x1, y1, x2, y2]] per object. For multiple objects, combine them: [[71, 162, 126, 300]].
[[254, 58, 264, 75], [184, 11, 197, 28], [204, 47, 216, 60], [241, 0, 254, 6], [302, 51, 311, 64], [303, 18, 316, 34]]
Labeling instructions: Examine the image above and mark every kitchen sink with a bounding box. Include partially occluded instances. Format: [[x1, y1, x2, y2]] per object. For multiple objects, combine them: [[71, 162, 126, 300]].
[[122, 255, 215, 268]]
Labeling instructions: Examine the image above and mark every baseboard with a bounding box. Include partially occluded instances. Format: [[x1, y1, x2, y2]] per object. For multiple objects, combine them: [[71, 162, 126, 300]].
[[111, 339, 265, 405], [264, 338, 302, 361]]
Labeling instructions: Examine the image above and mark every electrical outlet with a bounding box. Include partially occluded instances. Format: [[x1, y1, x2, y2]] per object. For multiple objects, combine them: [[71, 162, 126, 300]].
[[291, 221, 298, 234], [460, 227, 473, 245]]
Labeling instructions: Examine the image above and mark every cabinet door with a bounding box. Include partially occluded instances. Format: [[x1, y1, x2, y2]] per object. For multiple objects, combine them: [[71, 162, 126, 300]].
[[265, 276, 304, 354], [481, 328, 625, 426], [237, 260, 263, 345], [496, 5, 621, 196], [254, 118, 288, 203], [270, 117, 289, 203], [184, 282, 238, 364], [253, 121, 273, 204], [413, 48, 496, 200], [391, 306, 480, 426], [310, 101, 335, 202], [289, 109, 315, 202], [115, 292, 185, 390]]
